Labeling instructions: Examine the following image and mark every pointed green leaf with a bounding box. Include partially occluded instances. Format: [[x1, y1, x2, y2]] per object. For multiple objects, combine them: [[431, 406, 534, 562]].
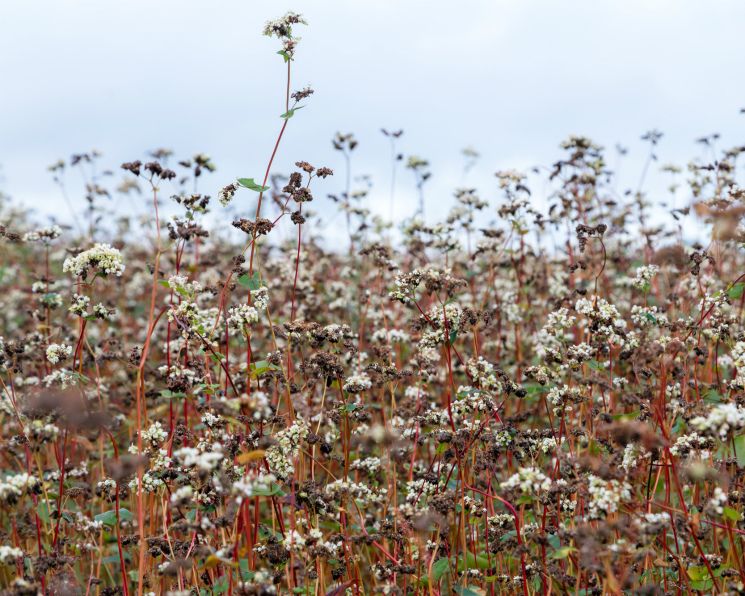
[[237, 178, 270, 192]]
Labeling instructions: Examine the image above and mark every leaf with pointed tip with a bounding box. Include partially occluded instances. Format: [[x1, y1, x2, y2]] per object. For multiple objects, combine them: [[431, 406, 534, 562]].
[[280, 105, 305, 120], [237, 178, 270, 192]]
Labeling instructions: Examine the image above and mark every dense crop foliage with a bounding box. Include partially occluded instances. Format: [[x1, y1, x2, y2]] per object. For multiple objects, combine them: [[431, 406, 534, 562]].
[[2, 10, 745, 596]]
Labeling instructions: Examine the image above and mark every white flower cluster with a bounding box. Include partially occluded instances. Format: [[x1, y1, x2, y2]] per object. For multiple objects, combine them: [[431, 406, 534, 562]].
[[168, 275, 202, 296], [326, 479, 388, 504], [371, 328, 409, 343], [167, 299, 200, 333], [174, 444, 224, 471], [23, 225, 62, 242], [73, 511, 104, 533], [689, 403, 745, 440], [170, 485, 193, 503], [63, 243, 125, 277], [141, 421, 167, 445], [39, 292, 63, 309], [670, 432, 715, 458], [343, 374, 372, 394], [631, 305, 667, 328], [69, 294, 90, 316], [262, 11, 307, 56], [251, 286, 269, 310], [247, 390, 273, 422], [419, 303, 462, 351], [621, 442, 648, 471], [709, 486, 728, 515], [501, 292, 523, 324], [403, 478, 438, 503], [129, 472, 163, 494], [500, 467, 551, 494], [388, 269, 423, 304], [546, 384, 583, 414], [92, 303, 112, 319], [587, 475, 632, 519], [0, 473, 39, 503], [543, 308, 575, 335], [266, 419, 309, 479], [201, 411, 222, 428], [631, 265, 659, 290], [46, 343, 72, 364], [487, 513, 514, 528], [350, 457, 382, 475], [635, 512, 672, 532], [23, 419, 61, 442], [232, 472, 278, 504], [731, 341, 745, 368], [466, 356, 499, 391], [218, 185, 236, 207], [150, 449, 172, 472], [535, 436, 563, 453], [282, 529, 308, 553], [575, 296, 623, 325], [450, 387, 496, 423], [0, 544, 23, 564], [227, 304, 259, 332], [566, 342, 593, 367]]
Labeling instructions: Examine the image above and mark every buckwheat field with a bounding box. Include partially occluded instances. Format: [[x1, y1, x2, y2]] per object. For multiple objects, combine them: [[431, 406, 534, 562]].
[[3, 10, 745, 596]]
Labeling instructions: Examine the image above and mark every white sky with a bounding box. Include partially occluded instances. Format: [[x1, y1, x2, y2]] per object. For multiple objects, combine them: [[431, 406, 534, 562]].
[[1, 0, 744, 242]]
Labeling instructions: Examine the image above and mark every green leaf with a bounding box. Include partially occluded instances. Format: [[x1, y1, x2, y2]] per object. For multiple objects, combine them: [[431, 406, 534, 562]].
[[237, 178, 270, 192], [612, 410, 640, 421], [687, 565, 706, 581], [277, 50, 293, 62], [435, 443, 449, 454], [37, 501, 52, 523], [238, 273, 264, 291], [586, 360, 604, 371], [728, 283, 745, 300], [251, 482, 285, 497], [157, 279, 171, 288], [734, 435, 745, 467], [280, 105, 304, 120], [430, 557, 449, 582], [453, 586, 484, 596], [94, 508, 133, 526], [250, 359, 281, 379], [458, 551, 490, 570], [723, 507, 743, 521], [549, 546, 576, 559], [160, 389, 186, 400]]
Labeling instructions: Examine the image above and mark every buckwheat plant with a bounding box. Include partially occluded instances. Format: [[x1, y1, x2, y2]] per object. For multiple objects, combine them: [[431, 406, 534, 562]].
[[4, 12, 745, 596]]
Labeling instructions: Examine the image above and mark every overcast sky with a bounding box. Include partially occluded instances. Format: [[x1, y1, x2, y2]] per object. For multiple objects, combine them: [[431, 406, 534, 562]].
[[2, 0, 744, 239]]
